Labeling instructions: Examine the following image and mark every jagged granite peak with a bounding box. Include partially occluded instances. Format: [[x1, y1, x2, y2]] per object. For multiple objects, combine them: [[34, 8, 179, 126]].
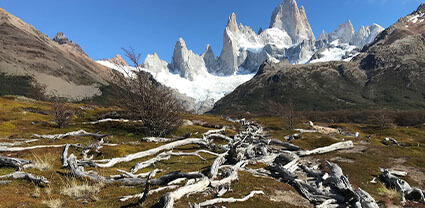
[[318, 30, 328, 41], [52, 32, 87, 56], [351, 23, 384, 47], [219, 13, 241, 75], [202, 44, 220, 74], [170, 37, 208, 80], [269, 0, 315, 43], [328, 20, 355, 43], [142, 53, 169, 73], [227, 12, 239, 33]]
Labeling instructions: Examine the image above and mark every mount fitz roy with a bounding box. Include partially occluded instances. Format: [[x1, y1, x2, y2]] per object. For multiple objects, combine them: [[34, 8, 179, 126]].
[[98, 0, 384, 113]]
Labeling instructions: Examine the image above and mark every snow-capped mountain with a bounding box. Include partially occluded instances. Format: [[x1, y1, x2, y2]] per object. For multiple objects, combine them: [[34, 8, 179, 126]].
[[98, 0, 385, 113]]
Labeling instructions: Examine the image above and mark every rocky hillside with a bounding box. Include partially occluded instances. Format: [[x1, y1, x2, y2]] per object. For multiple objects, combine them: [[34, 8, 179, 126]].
[[211, 4, 425, 115], [0, 8, 113, 100]]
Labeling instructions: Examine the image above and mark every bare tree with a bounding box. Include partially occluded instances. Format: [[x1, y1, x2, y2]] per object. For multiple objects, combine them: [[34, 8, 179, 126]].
[[372, 108, 393, 129], [52, 99, 74, 128], [111, 48, 182, 137], [268, 99, 298, 130]]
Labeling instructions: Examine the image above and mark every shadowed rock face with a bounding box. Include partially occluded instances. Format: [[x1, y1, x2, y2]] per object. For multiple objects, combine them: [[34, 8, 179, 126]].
[[211, 4, 425, 115], [202, 45, 220, 74], [0, 8, 114, 100]]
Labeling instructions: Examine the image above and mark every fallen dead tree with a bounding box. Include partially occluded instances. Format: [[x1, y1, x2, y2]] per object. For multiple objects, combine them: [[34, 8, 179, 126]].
[[192, 190, 264, 207], [298, 141, 354, 156], [33, 129, 109, 140], [53, 118, 377, 207], [0, 139, 39, 147], [92, 138, 208, 168], [0, 171, 49, 186], [130, 150, 217, 174], [83, 118, 143, 125], [155, 177, 210, 208], [379, 168, 425, 204], [0, 156, 32, 169], [0, 144, 69, 152], [63, 149, 205, 186]]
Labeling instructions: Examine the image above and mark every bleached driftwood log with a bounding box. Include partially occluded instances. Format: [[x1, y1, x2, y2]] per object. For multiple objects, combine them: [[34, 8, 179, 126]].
[[262, 139, 300, 151], [308, 121, 339, 134], [388, 170, 408, 177], [142, 137, 178, 143], [210, 152, 228, 179], [115, 169, 161, 179], [119, 185, 179, 202], [0, 156, 32, 169], [210, 161, 246, 190], [33, 129, 108, 140], [0, 144, 70, 152], [279, 160, 378, 207], [0, 171, 49, 186], [193, 190, 264, 207], [383, 137, 400, 146], [67, 154, 108, 182], [0, 139, 39, 147], [355, 188, 380, 208], [131, 150, 217, 174], [83, 118, 143, 125], [131, 153, 171, 173], [380, 168, 425, 204], [0, 180, 11, 185], [298, 141, 354, 156], [156, 177, 210, 208], [326, 161, 360, 205], [204, 127, 226, 136], [93, 138, 208, 168], [62, 144, 72, 168]]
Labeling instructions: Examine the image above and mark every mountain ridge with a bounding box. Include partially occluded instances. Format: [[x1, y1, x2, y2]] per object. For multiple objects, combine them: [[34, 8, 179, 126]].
[[98, 0, 385, 112], [0, 7, 114, 100], [210, 3, 425, 115]]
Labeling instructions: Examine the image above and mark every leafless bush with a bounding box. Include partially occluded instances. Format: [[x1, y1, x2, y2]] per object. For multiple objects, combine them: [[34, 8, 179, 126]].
[[268, 99, 298, 130], [372, 108, 394, 129], [52, 99, 74, 128], [111, 48, 182, 136]]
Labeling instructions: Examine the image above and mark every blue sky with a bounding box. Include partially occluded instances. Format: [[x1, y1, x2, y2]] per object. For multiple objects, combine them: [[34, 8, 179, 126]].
[[0, 0, 423, 62]]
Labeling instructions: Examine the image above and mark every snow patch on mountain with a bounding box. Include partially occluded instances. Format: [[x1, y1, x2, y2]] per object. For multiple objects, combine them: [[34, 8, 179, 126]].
[[309, 40, 358, 63], [97, 59, 254, 104]]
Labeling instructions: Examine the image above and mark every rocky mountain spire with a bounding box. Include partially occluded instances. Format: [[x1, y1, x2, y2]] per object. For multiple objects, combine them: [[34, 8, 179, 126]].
[[202, 44, 220, 74], [351, 23, 384, 47], [328, 20, 355, 43], [318, 30, 327, 41], [227, 13, 239, 33], [170, 38, 208, 80], [219, 13, 241, 75], [269, 0, 315, 43], [142, 53, 169, 73]]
